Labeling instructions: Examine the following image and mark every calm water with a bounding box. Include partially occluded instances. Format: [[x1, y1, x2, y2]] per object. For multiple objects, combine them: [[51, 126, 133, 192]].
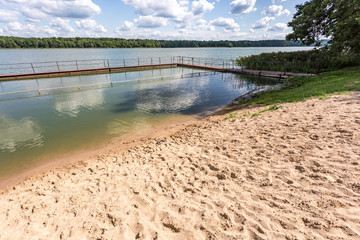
[[0, 47, 313, 64], [0, 47, 310, 180]]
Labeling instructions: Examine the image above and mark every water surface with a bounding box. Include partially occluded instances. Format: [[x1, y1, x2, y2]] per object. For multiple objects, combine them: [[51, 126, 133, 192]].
[[0, 47, 313, 64], [0, 67, 279, 180], [0, 47, 304, 181]]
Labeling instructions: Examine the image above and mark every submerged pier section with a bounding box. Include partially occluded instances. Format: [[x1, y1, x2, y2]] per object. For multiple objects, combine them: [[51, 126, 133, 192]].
[[0, 56, 315, 81]]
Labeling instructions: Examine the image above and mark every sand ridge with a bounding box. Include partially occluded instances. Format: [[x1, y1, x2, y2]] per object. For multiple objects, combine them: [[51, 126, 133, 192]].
[[0, 92, 359, 239]]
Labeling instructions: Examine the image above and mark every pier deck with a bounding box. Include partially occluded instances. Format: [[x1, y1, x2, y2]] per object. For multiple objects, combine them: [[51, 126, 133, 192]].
[[0, 62, 315, 81]]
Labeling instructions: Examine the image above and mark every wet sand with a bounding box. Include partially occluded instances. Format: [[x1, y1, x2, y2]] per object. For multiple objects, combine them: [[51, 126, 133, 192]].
[[0, 92, 359, 239]]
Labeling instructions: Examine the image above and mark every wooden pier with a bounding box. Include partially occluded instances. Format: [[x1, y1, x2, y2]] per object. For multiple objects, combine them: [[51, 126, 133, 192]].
[[0, 63, 178, 81], [178, 63, 315, 78], [0, 62, 315, 81]]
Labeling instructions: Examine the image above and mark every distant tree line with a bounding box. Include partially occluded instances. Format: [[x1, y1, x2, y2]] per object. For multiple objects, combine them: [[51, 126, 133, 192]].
[[0, 36, 302, 49]]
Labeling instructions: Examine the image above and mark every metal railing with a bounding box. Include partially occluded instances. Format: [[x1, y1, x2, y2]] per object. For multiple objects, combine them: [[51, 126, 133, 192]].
[[0, 56, 238, 76], [176, 56, 237, 69]]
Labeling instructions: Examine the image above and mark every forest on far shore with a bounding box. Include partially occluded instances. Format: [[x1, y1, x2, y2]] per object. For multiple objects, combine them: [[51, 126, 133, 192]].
[[0, 36, 303, 49]]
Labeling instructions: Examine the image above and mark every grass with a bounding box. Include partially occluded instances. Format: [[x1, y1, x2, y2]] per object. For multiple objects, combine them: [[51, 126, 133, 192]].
[[241, 66, 360, 105], [251, 105, 283, 117], [224, 112, 237, 120], [225, 105, 283, 120]]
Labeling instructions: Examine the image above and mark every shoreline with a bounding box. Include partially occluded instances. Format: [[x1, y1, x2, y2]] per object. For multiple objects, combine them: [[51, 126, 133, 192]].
[[1, 92, 359, 239], [0, 86, 261, 190], [0, 113, 202, 190]]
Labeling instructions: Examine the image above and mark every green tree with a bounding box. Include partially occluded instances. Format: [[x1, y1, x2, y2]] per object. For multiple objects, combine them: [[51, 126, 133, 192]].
[[286, 0, 360, 54]]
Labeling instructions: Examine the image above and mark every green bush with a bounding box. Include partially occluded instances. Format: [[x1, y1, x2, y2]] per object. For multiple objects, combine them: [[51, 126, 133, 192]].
[[236, 49, 360, 73]]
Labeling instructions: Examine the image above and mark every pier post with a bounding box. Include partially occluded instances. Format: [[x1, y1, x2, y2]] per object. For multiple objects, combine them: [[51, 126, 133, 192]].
[[107, 59, 110, 68], [151, 58, 153, 65], [123, 59, 126, 67], [75, 61, 79, 70], [138, 58, 140, 66], [159, 57, 161, 64], [30, 63, 35, 73], [56, 61, 60, 71]]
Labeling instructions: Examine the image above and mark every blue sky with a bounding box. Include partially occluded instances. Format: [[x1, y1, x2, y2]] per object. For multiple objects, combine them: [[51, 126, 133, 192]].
[[0, 0, 306, 40]]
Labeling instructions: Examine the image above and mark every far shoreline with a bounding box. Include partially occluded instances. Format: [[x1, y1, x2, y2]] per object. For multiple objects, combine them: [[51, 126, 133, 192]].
[[0, 46, 313, 50]]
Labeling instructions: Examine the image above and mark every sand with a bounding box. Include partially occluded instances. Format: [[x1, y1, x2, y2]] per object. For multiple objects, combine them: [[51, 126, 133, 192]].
[[0, 92, 359, 240]]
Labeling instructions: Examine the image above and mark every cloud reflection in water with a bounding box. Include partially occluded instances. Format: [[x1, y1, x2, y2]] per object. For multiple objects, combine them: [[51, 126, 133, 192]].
[[135, 76, 210, 114], [0, 115, 43, 152], [54, 89, 105, 117]]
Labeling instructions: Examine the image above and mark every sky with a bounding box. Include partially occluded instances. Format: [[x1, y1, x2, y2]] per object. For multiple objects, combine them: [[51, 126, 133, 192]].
[[0, 0, 307, 40]]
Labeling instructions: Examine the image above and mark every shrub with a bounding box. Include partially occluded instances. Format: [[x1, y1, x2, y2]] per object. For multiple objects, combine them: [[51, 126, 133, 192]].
[[236, 49, 360, 73]]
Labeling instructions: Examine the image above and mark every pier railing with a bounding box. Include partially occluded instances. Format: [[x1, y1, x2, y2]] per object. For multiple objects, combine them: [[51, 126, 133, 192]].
[[0, 56, 237, 76]]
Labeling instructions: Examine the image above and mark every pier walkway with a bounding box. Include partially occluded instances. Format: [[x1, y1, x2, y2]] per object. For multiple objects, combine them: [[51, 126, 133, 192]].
[[0, 56, 315, 81]]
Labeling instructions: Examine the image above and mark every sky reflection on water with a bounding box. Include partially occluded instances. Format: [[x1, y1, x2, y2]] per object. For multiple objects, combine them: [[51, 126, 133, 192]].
[[0, 68, 279, 179]]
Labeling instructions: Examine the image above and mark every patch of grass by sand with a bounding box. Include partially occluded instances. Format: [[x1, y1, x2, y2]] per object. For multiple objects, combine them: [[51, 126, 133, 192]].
[[242, 66, 360, 105], [251, 105, 283, 117], [225, 105, 283, 120], [224, 112, 237, 120]]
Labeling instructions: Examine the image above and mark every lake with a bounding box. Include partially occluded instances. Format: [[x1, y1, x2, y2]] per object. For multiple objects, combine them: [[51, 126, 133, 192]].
[[0, 47, 312, 182], [0, 47, 313, 64]]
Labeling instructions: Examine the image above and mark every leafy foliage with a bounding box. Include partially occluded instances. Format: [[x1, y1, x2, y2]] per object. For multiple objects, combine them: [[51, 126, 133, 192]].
[[0, 36, 302, 49], [286, 0, 360, 54], [236, 50, 360, 73]]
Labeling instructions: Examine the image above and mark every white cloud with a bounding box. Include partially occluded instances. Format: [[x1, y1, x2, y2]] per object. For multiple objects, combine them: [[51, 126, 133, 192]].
[[252, 16, 274, 29], [21, 8, 46, 22], [230, 0, 256, 15], [0, 0, 101, 20], [75, 19, 107, 33], [192, 0, 214, 16], [230, 32, 247, 38], [6, 21, 22, 31], [122, 0, 189, 19], [268, 22, 288, 31], [192, 19, 213, 31], [0, 9, 18, 22], [3, 21, 58, 37], [272, 0, 286, 3], [179, 0, 190, 6], [266, 5, 290, 17], [50, 18, 74, 33], [210, 17, 240, 31], [117, 21, 135, 31], [282, 9, 290, 16], [135, 16, 168, 28]]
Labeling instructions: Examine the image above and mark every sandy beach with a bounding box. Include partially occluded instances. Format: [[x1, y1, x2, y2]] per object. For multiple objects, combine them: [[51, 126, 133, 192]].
[[0, 92, 359, 239]]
